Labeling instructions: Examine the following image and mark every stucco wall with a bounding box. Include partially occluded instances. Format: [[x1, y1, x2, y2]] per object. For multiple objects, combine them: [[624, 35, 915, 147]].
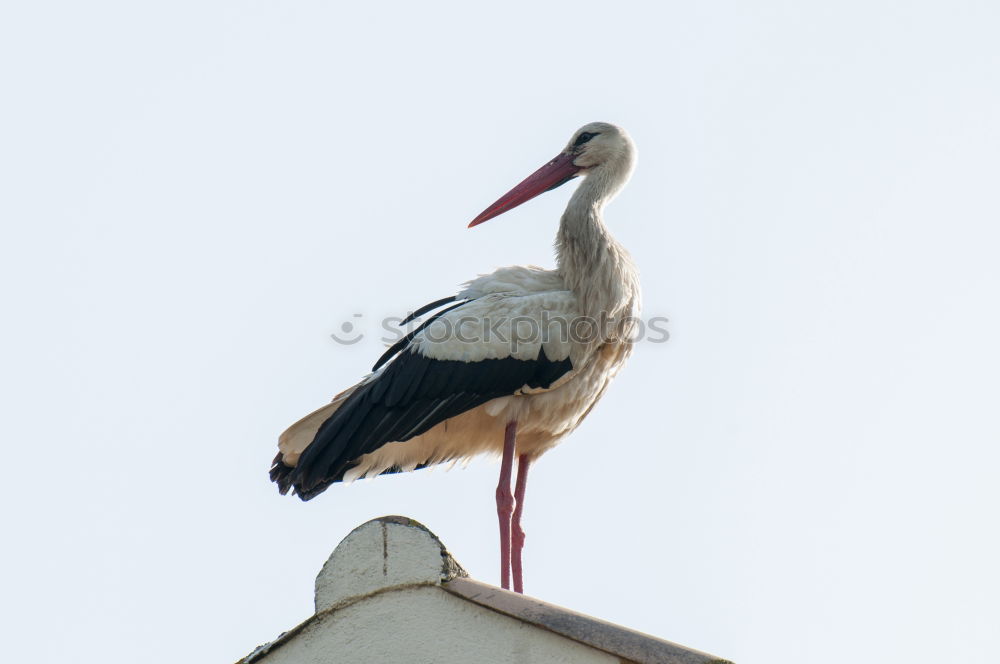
[[256, 585, 617, 664]]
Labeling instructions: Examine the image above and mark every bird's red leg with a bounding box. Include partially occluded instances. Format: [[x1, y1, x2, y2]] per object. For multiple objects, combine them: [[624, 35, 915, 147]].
[[511, 453, 531, 594], [496, 421, 517, 590]]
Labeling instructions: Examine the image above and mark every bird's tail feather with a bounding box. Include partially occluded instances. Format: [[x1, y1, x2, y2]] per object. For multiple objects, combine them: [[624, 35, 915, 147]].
[[270, 385, 360, 496]]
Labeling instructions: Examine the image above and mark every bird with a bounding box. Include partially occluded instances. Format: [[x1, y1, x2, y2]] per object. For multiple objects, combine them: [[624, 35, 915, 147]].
[[271, 122, 640, 594]]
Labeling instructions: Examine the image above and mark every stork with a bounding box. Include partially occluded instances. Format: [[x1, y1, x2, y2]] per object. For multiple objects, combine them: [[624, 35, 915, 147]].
[[271, 122, 640, 594]]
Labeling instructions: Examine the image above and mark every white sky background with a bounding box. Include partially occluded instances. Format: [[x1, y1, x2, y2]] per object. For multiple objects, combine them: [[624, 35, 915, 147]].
[[2, 1, 998, 662]]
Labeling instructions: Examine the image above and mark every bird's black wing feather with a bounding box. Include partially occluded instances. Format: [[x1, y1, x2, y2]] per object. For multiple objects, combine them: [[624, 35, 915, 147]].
[[400, 295, 459, 325], [372, 298, 469, 372], [272, 338, 572, 501]]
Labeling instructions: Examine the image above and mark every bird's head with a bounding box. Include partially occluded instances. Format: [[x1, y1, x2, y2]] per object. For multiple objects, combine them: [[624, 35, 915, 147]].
[[563, 122, 635, 174], [468, 122, 635, 227]]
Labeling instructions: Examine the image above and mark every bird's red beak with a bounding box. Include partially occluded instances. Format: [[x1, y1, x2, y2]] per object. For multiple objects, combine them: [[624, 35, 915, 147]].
[[468, 152, 581, 227]]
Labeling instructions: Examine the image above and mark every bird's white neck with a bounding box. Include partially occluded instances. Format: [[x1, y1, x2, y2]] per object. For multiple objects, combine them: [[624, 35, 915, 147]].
[[556, 168, 640, 338]]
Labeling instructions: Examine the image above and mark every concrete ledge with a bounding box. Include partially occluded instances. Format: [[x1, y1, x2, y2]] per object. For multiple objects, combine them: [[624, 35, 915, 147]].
[[315, 515, 466, 612]]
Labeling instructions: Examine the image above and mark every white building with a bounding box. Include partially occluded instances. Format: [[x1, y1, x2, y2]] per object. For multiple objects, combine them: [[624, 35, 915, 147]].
[[237, 516, 731, 664]]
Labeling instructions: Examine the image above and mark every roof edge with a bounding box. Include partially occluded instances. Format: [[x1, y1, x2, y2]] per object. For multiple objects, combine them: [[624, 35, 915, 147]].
[[442, 577, 732, 664]]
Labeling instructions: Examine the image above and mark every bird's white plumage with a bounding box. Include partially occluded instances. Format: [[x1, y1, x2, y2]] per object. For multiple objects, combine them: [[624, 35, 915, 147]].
[[413, 291, 576, 364], [459, 265, 565, 299], [275, 121, 641, 491]]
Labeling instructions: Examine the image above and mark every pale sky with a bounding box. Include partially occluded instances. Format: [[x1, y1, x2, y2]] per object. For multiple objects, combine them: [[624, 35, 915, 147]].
[[2, 2, 998, 663]]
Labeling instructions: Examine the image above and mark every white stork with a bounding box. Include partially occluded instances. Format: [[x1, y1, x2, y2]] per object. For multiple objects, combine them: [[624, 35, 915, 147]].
[[272, 122, 640, 593]]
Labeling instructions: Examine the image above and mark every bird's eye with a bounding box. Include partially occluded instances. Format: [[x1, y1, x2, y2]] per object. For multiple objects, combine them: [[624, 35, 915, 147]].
[[573, 132, 599, 147]]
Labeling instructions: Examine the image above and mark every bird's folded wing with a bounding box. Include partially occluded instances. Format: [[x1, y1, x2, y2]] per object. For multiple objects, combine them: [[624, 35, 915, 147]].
[[279, 291, 580, 497]]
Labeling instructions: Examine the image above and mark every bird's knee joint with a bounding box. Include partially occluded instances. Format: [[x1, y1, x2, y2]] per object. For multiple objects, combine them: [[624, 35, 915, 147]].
[[496, 487, 514, 513]]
